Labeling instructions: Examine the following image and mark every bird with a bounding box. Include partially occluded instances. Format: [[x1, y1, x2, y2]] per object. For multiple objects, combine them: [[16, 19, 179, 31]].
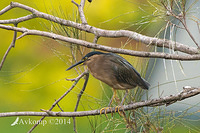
[[66, 51, 150, 113]]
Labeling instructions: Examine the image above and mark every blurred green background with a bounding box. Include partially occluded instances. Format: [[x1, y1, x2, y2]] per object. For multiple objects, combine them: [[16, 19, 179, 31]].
[[0, 0, 199, 132]]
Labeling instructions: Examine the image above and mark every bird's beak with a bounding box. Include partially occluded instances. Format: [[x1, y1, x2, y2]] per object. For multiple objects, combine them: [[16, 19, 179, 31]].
[[66, 60, 84, 71]]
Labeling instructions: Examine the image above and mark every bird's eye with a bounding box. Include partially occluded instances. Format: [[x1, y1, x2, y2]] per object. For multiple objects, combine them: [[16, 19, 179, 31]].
[[83, 57, 91, 61], [83, 57, 88, 61]]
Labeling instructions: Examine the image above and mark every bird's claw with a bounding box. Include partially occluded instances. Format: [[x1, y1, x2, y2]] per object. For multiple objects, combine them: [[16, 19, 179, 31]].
[[100, 107, 113, 118], [100, 106, 125, 118], [115, 106, 124, 117]]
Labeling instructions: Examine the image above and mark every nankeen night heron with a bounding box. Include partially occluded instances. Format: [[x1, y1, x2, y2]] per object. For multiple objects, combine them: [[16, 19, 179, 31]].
[[66, 51, 150, 112]]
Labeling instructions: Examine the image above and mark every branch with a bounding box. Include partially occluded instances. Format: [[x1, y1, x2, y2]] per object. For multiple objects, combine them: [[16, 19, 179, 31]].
[[0, 23, 18, 70], [1, 87, 199, 118], [28, 71, 88, 133], [0, 2, 199, 55], [161, 1, 200, 48], [73, 73, 89, 133], [1, 24, 200, 61], [72, 0, 87, 24]]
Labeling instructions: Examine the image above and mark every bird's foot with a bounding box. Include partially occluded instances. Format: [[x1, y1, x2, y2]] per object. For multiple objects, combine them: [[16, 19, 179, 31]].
[[100, 107, 113, 118], [115, 105, 125, 117]]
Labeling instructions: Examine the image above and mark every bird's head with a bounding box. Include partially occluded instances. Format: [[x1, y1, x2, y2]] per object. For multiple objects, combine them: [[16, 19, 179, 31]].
[[66, 51, 104, 71]]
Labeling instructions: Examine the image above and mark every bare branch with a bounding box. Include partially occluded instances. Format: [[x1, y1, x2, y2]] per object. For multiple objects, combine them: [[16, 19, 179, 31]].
[[0, 2, 199, 55], [71, 0, 87, 24], [0, 14, 35, 24], [73, 73, 89, 133], [0, 24, 200, 61], [54, 99, 64, 112], [0, 24, 18, 70], [181, 19, 200, 48], [93, 35, 99, 43], [0, 4, 13, 15], [0, 87, 199, 118], [80, 0, 86, 7], [71, 0, 79, 7]]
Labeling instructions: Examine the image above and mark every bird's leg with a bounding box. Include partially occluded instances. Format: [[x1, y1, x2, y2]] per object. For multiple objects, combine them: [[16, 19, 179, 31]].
[[108, 88, 116, 107], [120, 90, 128, 106], [108, 94, 114, 107], [115, 90, 129, 116], [114, 89, 121, 103], [100, 88, 116, 118]]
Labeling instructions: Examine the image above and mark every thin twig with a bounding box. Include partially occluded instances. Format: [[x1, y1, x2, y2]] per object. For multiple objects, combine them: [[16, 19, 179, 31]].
[[73, 73, 89, 133], [71, 0, 79, 7], [162, 1, 200, 48], [28, 71, 88, 133], [0, 44, 13, 70], [0, 23, 18, 70], [93, 35, 99, 43], [181, 19, 200, 48], [55, 99, 64, 112], [72, 0, 87, 24]]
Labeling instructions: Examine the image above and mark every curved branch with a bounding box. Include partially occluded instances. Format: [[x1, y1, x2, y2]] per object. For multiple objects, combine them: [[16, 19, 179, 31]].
[[0, 24, 200, 60], [0, 87, 199, 117], [0, 2, 199, 55], [0, 23, 18, 70]]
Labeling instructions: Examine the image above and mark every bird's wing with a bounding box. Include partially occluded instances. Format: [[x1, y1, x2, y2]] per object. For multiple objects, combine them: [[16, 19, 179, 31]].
[[107, 53, 149, 89]]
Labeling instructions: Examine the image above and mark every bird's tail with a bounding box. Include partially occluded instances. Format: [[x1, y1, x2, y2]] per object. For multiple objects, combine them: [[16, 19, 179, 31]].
[[140, 78, 150, 90]]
